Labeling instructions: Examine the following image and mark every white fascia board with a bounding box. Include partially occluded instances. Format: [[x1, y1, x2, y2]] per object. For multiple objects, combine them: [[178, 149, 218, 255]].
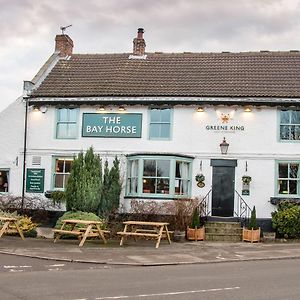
[[28, 96, 300, 105]]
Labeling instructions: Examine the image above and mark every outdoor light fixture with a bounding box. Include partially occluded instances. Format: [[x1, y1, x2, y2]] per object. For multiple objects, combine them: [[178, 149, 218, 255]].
[[97, 106, 105, 112], [118, 106, 126, 111], [32, 106, 39, 112], [244, 106, 252, 112], [220, 137, 229, 155], [39, 106, 48, 113], [197, 107, 205, 112]]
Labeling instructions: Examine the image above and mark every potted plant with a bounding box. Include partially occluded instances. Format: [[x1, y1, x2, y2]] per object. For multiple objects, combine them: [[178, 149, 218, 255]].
[[243, 206, 260, 242], [195, 173, 205, 188], [186, 207, 205, 241]]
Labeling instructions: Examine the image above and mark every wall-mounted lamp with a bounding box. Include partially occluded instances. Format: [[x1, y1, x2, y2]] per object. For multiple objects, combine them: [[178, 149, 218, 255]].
[[39, 105, 48, 113], [97, 106, 105, 112], [220, 137, 229, 155], [197, 107, 205, 112], [32, 106, 39, 112], [244, 106, 252, 112], [118, 106, 126, 111]]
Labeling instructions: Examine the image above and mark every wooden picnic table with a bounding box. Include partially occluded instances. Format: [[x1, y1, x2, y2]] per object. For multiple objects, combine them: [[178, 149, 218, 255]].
[[53, 219, 109, 247], [117, 220, 172, 249], [0, 217, 25, 240]]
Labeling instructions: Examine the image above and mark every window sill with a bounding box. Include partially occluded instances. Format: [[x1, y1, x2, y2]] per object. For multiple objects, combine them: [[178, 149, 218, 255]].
[[270, 197, 300, 205]]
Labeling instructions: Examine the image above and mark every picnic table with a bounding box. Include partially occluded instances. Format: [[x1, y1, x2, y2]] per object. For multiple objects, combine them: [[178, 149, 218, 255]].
[[53, 219, 109, 247], [117, 220, 172, 248], [0, 217, 25, 240]]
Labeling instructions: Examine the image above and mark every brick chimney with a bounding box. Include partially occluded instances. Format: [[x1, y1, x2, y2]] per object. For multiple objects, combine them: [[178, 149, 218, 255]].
[[133, 28, 146, 55], [55, 34, 74, 57]]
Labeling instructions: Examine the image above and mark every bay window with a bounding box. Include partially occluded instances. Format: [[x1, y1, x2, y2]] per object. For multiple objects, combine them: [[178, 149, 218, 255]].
[[126, 155, 192, 198]]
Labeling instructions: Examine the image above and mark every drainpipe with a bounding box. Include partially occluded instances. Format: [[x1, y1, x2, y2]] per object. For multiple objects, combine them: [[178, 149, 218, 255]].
[[21, 97, 28, 211]]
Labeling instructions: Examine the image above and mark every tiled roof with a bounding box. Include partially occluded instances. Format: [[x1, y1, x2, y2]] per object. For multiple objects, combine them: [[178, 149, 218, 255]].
[[31, 51, 300, 99]]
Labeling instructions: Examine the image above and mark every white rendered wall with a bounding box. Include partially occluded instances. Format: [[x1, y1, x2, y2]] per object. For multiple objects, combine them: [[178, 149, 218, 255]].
[[7, 104, 300, 218]]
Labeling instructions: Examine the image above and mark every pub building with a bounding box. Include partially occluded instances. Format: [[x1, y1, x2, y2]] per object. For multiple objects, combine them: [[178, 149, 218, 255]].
[[1, 28, 300, 231]]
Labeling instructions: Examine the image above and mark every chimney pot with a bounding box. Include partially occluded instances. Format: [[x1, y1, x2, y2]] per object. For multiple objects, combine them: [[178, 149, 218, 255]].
[[55, 34, 74, 57], [133, 28, 146, 56]]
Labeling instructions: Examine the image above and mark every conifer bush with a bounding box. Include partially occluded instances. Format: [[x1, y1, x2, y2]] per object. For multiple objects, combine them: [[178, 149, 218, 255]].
[[65, 147, 102, 214], [248, 206, 258, 230], [101, 157, 121, 216]]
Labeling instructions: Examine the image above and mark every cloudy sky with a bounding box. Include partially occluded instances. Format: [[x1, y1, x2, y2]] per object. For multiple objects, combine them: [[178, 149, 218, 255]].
[[1, 0, 300, 112]]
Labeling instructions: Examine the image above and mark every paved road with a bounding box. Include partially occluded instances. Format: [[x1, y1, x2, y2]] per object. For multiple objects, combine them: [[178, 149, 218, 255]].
[[1, 255, 300, 300], [0, 253, 114, 273]]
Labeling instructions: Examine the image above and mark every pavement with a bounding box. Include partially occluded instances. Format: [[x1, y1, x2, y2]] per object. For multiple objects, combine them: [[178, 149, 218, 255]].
[[1, 228, 300, 266]]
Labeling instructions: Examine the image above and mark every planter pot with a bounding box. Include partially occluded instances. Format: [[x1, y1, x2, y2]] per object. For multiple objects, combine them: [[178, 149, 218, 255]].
[[242, 227, 261, 243], [186, 226, 205, 241], [173, 231, 186, 242], [263, 232, 276, 243]]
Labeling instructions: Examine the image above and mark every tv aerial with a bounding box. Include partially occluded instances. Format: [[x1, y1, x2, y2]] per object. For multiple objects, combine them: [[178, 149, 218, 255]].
[[60, 24, 72, 35]]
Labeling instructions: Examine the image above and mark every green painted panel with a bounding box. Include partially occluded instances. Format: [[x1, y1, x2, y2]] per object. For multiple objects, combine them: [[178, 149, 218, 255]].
[[26, 169, 45, 193], [82, 113, 142, 138]]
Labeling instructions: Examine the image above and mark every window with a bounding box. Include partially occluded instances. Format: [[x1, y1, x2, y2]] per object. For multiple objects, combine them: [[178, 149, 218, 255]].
[[149, 108, 172, 139], [0, 170, 9, 192], [53, 158, 73, 189], [277, 162, 300, 195], [126, 155, 192, 198], [56, 108, 78, 139], [279, 110, 300, 141], [143, 160, 170, 194]]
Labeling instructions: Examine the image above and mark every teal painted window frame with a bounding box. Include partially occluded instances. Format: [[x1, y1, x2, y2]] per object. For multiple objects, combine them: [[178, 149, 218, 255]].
[[126, 155, 193, 199], [55, 108, 79, 139], [52, 157, 74, 190], [275, 160, 300, 196], [278, 109, 300, 143], [0, 169, 9, 193], [148, 108, 173, 140]]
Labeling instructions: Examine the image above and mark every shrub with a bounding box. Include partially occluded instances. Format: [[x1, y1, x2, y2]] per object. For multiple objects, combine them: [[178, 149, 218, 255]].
[[272, 201, 300, 238], [0, 210, 38, 237], [50, 190, 66, 205], [190, 207, 201, 229], [54, 211, 108, 231], [101, 157, 121, 216], [248, 206, 258, 230], [65, 147, 102, 214]]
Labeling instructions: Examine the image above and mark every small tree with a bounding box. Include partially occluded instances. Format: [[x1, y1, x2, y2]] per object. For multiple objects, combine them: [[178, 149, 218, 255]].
[[248, 206, 258, 230], [190, 207, 201, 229], [100, 157, 121, 216], [65, 147, 102, 214]]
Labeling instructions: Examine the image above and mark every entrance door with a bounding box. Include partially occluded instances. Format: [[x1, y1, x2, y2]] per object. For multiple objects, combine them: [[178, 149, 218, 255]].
[[211, 159, 237, 217]]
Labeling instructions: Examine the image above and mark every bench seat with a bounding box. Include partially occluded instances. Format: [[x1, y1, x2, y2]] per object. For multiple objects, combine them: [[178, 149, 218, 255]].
[[117, 231, 159, 238], [52, 229, 82, 235]]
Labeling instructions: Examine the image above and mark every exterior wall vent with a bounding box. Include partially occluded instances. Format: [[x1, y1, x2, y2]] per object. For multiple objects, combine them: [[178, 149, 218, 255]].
[[32, 156, 41, 166]]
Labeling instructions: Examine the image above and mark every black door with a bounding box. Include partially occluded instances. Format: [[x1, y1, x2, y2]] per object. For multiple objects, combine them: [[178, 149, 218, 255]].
[[211, 159, 237, 217]]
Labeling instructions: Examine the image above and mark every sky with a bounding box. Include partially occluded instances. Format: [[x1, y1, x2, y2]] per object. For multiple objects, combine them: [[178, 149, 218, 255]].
[[1, 0, 300, 112]]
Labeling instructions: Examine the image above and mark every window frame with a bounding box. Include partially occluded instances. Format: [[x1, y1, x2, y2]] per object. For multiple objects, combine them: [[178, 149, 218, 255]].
[[126, 155, 193, 199], [52, 157, 74, 190], [148, 107, 173, 140], [0, 169, 9, 193], [276, 160, 300, 196], [55, 107, 79, 139], [278, 109, 300, 143]]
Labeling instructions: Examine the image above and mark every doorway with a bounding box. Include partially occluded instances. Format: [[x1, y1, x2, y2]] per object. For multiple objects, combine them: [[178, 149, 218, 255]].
[[211, 159, 237, 217]]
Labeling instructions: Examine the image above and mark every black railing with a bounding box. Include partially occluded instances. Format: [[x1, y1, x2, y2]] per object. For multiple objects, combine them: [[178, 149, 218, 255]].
[[198, 189, 252, 227], [234, 190, 252, 227], [199, 189, 212, 218]]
